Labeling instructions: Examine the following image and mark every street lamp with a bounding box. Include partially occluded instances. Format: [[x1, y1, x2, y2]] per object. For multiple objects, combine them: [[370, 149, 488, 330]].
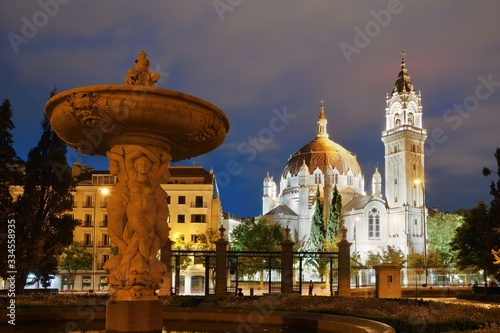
[[354, 216, 359, 288], [354, 217, 358, 254], [414, 178, 427, 286], [92, 187, 109, 291]]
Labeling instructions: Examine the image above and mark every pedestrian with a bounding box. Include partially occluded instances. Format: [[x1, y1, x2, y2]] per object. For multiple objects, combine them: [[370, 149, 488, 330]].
[[308, 280, 314, 295]]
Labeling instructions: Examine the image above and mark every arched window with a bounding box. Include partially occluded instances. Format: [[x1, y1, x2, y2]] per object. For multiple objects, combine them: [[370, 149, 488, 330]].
[[368, 208, 380, 239], [314, 172, 322, 184]]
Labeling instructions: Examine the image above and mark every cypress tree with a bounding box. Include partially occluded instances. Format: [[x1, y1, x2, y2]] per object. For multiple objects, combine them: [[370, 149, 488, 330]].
[[0, 99, 21, 282], [13, 90, 79, 293], [326, 185, 342, 242], [309, 186, 325, 252], [0, 99, 19, 217]]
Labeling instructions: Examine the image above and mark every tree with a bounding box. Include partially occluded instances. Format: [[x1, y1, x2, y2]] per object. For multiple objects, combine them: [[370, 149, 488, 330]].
[[230, 218, 284, 287], [195, 227, 219, 251], [451, 202, 498, 286], [426, 212, 463, 266], [493, 248, 500, 265], [59, 242, 92, 290], [326, 185, 342, 243], [0, 99, 20, 214], [308, 187, 325, 252], [483, 147, 500, 279], [0, 99, 21, 280], [365, 245, 406, 267], [12, 93, 79, 293]]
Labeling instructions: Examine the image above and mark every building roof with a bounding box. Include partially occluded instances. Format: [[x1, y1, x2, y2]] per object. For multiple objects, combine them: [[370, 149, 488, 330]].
[[392, 51, 414, 94], [72, 163, 214, 185], [342, 194, 386, 213], [168, 166, 214, 184], [263, 204, 298, 218]]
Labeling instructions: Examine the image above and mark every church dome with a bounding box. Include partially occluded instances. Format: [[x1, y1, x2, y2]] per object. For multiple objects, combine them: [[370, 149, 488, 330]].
[[282, 137, 362, 177], [282, 102, 362, 178]]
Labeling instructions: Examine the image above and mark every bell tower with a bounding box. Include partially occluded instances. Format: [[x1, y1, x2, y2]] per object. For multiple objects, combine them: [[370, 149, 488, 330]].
[[381, 51, 427, 255], [382, 51, 427, 209]]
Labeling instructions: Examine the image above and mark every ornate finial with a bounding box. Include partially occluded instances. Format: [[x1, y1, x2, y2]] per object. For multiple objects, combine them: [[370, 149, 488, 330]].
[[124, 51, 160, 87], [218, 224, 226, 239], [284, 225, 291, 240], [317, 100, 329, 138], [400, 49, 406, 68], [341, 225, 348, 240]]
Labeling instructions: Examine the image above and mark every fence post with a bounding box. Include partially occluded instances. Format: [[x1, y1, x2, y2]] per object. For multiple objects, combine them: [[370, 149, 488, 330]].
[[337, 226, 352, 297], [281, 226, 295, 294], [158, 236, 173, 296], [215, 225, 229, 296]]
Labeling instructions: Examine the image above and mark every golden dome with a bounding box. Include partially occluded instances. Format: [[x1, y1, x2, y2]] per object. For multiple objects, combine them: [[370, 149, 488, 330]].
[[282, 136, 362, 177]]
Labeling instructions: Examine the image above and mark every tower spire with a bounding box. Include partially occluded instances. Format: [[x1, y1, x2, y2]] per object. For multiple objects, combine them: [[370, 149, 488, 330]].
[[393, 50, 414, 93], [317, 100, 329, 138]]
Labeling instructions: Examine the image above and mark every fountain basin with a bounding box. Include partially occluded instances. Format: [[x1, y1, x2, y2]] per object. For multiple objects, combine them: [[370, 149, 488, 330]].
[[45, 85, 230, 161]]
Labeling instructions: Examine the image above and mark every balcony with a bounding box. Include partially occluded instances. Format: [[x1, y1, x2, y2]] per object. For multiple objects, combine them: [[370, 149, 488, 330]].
[[190, 202, 207, 208], [98, 241, 111, 247], [81, 221, 94, 228], [80, 241, 93, 247], [100, 221, 108, 228]]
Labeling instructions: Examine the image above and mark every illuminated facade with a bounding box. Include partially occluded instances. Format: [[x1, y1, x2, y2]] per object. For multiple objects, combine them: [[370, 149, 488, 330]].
[[8, 164, 223, 292], [263, 55, 428, 262]]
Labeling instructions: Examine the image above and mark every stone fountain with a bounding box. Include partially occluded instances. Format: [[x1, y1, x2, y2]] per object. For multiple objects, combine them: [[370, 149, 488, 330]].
[[45, 51, 230, 332]]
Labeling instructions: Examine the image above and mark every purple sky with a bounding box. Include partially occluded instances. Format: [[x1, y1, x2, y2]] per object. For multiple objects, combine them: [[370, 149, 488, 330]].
[[1, 1, 500, 217]]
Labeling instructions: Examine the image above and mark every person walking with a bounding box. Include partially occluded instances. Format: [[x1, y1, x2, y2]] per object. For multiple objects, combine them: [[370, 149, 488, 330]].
[[308, 280, 314, 295]]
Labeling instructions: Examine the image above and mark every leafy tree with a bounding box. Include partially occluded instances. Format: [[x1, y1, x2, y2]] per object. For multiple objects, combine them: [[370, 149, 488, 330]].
[[0, 99, 21, 279], [195, 227, 219, 251], [12, 94, 79, 293], [451, 202, 498, 286], [365, 245, 406, 267], [308, 187, 324, 252], [59, 242, 92, 290], [171, 233, 194, 270], [426, 212, 463, 266], [492, 248, 500, 265], [326, 185, 342, 242], [230, 218, 283, 287], [483, 147, 500, 279]]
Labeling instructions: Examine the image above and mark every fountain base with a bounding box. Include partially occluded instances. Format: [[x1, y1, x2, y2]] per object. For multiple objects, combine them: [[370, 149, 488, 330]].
[[106, 300, 163, 332]]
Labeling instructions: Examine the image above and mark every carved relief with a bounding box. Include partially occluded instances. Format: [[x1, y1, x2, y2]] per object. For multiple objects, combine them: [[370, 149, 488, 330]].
[[67, 91, 100, 127]]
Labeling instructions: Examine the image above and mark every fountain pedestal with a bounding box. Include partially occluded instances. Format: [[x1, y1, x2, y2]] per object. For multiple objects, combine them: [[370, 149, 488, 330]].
[[106, 300, 163, 333], [45, 52, 229, 332]]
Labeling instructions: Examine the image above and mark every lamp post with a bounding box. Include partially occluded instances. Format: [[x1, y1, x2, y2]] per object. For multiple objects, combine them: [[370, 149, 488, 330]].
[[414, 178, 427, 286], [354, 217, 359, 288], [92, 187, 109, 291]]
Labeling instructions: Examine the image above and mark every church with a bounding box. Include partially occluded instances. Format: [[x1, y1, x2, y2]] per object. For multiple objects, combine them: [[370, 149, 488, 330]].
[[262, 54, 427, 261]]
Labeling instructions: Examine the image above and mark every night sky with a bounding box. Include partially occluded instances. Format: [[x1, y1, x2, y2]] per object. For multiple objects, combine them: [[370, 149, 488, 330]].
[[1, 1, 499, 218]]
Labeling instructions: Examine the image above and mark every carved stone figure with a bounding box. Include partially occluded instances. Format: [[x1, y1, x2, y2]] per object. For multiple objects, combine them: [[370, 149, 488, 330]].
[[124, 51, 160, 86], [104, 144, 170, 299]]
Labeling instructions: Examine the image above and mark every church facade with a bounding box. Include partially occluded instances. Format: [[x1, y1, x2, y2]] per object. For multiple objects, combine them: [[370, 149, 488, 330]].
[[262, 55, 427, 261]]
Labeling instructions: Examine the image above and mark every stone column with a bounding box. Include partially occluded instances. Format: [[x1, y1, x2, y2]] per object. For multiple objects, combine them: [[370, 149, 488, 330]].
[[281, 226, 295, 294], [215, 225, 228, 296], [337, 226, 352, 297]]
